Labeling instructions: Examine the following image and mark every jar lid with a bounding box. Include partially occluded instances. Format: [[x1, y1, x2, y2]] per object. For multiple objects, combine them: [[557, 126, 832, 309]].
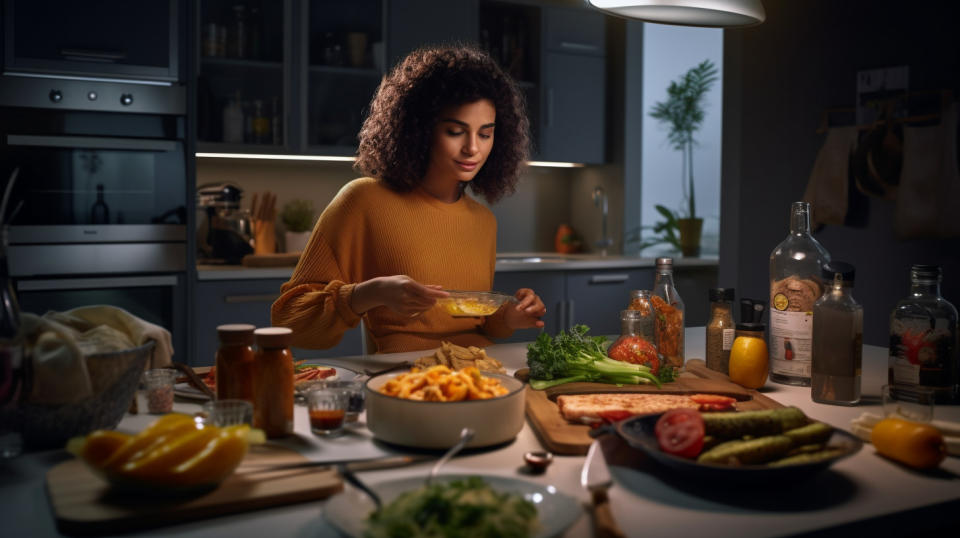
[[709, 288, 735, 301], [218, 323, 255, 345], [822, 261, 855, 281], [254, 327, 293, 348], [736, 321, 765, 332]]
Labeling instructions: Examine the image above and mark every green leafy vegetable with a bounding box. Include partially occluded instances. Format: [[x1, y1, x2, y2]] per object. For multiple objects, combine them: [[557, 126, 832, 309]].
[[526, 325, 662, 390], [365, 476, 538, 538]]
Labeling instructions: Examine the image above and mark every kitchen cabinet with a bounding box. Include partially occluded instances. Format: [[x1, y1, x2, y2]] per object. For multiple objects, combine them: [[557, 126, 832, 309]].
[[565, 268, 653, 336], [493, 270, 565, 343], [193, 279, 362, 366], [386, 0, 479, 68]]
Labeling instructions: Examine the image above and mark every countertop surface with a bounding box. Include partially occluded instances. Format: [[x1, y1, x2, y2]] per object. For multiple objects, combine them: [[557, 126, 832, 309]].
[[197, 253, 719, 280], [3, 328, 958, 537]]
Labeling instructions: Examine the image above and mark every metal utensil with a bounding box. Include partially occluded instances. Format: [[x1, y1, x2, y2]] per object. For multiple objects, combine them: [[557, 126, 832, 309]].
[[581, 439, 625, 538], [338, 463, 382, 511], [426, 427, 474, 485]]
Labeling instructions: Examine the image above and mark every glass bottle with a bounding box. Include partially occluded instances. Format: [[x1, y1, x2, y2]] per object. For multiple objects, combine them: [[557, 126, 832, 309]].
[[228, 3, 248, 59], [215, 324, 256, 403], [252, 99, 270, 144], [889, 265, 958, 404], [812, 262, 863, 405], [769, 201, 831, 386], [626, 289, 656, 343], [90, 184, 109, 224], [253, 327, 294, 438], [706, 288, 736, 375], [652, 257, 685, 368]]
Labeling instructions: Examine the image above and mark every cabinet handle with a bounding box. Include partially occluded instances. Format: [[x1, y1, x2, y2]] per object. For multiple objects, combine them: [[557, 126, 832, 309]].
[[559, 41, 600, 53], [224, 294, 278, 303], [566, 300, 575, 330], [546, 88, 555, 128], [589, 274, 629, 284]]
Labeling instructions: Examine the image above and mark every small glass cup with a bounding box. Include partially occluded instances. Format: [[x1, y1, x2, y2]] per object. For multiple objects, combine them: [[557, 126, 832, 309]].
[[308, 387, 348, 436], [882, 384, 935, 422], [315, 379, 365, 423], [202, 399, 254, 427], [142, 368, 177, 414]]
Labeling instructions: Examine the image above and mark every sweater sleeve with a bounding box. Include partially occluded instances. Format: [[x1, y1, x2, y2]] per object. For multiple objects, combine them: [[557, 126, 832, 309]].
[[270, 230, 363, 349]]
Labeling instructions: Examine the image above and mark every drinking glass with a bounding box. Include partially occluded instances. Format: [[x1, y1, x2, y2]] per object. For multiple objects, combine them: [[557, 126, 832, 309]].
[[882, 384, 935, 422], [202, 399, 253, 427], [315, 379, 365, 423], [308, 387, 348, 436]]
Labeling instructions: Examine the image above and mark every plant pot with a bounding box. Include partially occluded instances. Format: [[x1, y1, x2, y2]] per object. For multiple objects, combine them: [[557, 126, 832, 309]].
[[677, 218, 703, 257], [284, 231, 311, 253]]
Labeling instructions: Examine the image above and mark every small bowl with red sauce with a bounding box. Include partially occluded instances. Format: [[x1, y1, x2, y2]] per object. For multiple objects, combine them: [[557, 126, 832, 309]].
[[307, 386, 349, 436]]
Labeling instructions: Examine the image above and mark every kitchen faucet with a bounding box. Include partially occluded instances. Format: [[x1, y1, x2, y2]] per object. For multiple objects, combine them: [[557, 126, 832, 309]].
[[592, 186, 613, 256]]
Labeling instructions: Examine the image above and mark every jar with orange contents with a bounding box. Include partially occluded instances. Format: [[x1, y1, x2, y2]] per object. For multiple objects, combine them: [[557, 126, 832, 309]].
[[729, 322, 768, 389], [215, 324, 256, 403], [253, 327, 294, 438]]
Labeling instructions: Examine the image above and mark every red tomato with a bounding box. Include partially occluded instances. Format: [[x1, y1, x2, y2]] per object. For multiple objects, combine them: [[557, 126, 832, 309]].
[[689, 394, 737, 412], [598, 410, 634, 424], [607, 336, 660, 376], [654, 409, 705, 459]]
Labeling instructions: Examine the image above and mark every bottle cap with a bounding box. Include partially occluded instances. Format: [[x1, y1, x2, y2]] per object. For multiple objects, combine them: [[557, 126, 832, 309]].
[[822, 261, 856, 281], [217, 323, 256, 345], [709, 288, 735, 302], [736, 321, 765, 333], [254, 327, 293, 349], [655, 257, 673, 270]]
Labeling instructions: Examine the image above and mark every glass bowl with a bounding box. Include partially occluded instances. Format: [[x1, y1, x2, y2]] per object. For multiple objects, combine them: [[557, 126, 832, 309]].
[[437, 291, 512, 317]]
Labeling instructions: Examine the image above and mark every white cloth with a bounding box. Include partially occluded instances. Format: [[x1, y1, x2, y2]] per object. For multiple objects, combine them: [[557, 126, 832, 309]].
[[896, 102, 960, 238], [803, 126, 859, 229], [21, 305, 173, 405]]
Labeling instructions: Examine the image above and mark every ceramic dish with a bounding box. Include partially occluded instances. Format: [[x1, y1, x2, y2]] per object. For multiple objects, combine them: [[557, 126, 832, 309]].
[[436, 290, 513, 317], [174, 365, 358, 402], [364, 371, 525, 448], [612, 414, 863, 483], [324, 474, 582, 538]]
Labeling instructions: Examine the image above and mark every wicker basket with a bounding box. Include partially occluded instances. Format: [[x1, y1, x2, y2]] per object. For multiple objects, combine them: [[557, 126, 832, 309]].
[[6, 341, 154, 450]]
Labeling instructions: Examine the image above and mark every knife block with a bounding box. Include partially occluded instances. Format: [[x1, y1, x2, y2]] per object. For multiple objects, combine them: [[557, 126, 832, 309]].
[[253, 219, 276, 254]]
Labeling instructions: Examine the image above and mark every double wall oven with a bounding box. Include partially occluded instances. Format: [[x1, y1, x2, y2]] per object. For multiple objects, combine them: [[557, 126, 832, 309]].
[[1, 0, 189, 357]]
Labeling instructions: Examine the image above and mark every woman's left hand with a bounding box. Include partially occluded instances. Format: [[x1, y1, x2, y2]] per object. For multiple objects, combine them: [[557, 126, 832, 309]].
[[503, 288, 546, 330]]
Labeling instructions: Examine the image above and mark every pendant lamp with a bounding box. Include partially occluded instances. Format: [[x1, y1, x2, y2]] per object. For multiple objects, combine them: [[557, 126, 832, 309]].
[[586, 0, 765, 27]]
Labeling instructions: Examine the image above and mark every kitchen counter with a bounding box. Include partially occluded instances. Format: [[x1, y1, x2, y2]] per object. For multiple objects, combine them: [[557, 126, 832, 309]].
[[5, 328, 954, 537], [197, 254, 719, 280]]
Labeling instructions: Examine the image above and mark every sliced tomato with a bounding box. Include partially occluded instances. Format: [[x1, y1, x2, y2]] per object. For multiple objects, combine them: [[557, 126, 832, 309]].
[[597, 410, 634, 424], [654, 409, 705, 459], [689, 394, 736, 412]]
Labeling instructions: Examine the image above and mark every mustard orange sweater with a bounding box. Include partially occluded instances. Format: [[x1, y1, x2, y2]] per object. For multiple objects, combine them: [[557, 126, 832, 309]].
[[271, 177, 513, 353]]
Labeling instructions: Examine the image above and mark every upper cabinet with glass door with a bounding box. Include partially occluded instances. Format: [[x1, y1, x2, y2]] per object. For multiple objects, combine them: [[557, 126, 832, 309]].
[[302, 0, 383, 155], [196, 0, 289, 152]]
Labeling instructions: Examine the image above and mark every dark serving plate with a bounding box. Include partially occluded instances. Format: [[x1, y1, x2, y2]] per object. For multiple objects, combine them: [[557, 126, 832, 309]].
[[611, 414, 864, 483]]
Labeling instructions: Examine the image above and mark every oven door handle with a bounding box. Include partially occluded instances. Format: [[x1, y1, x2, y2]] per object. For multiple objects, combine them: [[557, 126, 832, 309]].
[[17, 275, 178, 291], [6, 134, 178, 152]]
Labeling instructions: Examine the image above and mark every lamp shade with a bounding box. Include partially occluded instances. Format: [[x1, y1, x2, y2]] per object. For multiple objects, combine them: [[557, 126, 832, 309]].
[[586, 0, 765, 27]]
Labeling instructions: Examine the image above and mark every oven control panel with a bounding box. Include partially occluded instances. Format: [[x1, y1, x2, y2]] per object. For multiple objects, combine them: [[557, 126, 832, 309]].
[[0, 74, 185, 115]]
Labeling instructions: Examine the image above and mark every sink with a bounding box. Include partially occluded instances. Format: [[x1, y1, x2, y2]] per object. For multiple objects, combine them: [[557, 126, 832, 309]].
[[496, 256, 568, 264]]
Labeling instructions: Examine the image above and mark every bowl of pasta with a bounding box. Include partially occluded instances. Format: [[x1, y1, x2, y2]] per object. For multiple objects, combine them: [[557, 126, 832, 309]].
[[364, 365, 525, 449]]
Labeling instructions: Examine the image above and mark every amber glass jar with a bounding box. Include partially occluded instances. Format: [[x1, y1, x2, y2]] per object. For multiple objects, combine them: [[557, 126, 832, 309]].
[[215, 324, 256, 402], [253, 327, 294, 438]]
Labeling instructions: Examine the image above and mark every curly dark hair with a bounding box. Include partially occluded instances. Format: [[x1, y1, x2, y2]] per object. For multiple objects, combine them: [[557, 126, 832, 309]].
[[354, 44, 530, 204]]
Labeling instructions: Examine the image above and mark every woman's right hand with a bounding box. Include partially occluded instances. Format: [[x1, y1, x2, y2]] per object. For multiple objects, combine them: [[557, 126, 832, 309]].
[[351, 275, 449, 317]]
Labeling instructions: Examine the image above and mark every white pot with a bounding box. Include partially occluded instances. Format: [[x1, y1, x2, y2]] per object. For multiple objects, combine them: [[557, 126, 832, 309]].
[[284, 231, 310, 253]]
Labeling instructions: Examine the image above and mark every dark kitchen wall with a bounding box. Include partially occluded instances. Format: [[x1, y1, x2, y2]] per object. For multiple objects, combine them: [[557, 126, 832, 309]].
[[720, 0, 960, 346]]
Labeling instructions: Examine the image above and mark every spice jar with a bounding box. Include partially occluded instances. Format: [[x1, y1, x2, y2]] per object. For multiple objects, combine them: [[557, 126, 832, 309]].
[[627, 289, 656, 343], [706, 288, 736, 374], [253, 327, 294, 438], [215, 324, 256, 403], [729, 322, 768, 389]]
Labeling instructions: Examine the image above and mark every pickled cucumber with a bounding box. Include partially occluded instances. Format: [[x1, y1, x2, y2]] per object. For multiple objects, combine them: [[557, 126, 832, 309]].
[[768, 448, 847, 467], [783, 422, 833, 446], [701, 407, 807, 438], [697, 435, 793, 465]]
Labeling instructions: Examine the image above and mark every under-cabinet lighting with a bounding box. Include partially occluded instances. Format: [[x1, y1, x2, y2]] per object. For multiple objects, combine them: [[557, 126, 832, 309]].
[[196, 153, 584, 168]]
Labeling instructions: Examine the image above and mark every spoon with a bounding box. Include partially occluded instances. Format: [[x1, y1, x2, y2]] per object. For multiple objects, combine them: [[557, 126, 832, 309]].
[[426, 427, 475, 486], [338, 463, 382, 512]]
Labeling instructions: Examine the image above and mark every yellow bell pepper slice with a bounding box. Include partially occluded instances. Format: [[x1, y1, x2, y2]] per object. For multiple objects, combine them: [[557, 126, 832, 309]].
[[120, 425, 221, 482], [67, 430, 132, 468], [170, 424, 252, 487], [102, 413, 198, 472]]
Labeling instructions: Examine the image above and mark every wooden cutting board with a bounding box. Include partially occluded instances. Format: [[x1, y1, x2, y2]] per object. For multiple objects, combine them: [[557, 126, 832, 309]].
[[47, 444, 342, 535], [524, 359, 786, 455], [241, 252, 301, 267]]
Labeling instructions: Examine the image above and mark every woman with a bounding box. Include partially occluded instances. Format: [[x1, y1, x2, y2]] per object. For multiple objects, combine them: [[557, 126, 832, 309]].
[[271, 45, 546, 354]]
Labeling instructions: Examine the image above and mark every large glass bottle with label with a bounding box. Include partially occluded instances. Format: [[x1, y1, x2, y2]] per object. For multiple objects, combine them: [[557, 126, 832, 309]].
[[769, 201, 831, 386], [888, 265, 958, 404]]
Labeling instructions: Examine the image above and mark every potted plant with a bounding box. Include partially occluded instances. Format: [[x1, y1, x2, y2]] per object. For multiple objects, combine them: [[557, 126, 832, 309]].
[[280, 199, 315, 253], [643, 59, 718, 257]]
